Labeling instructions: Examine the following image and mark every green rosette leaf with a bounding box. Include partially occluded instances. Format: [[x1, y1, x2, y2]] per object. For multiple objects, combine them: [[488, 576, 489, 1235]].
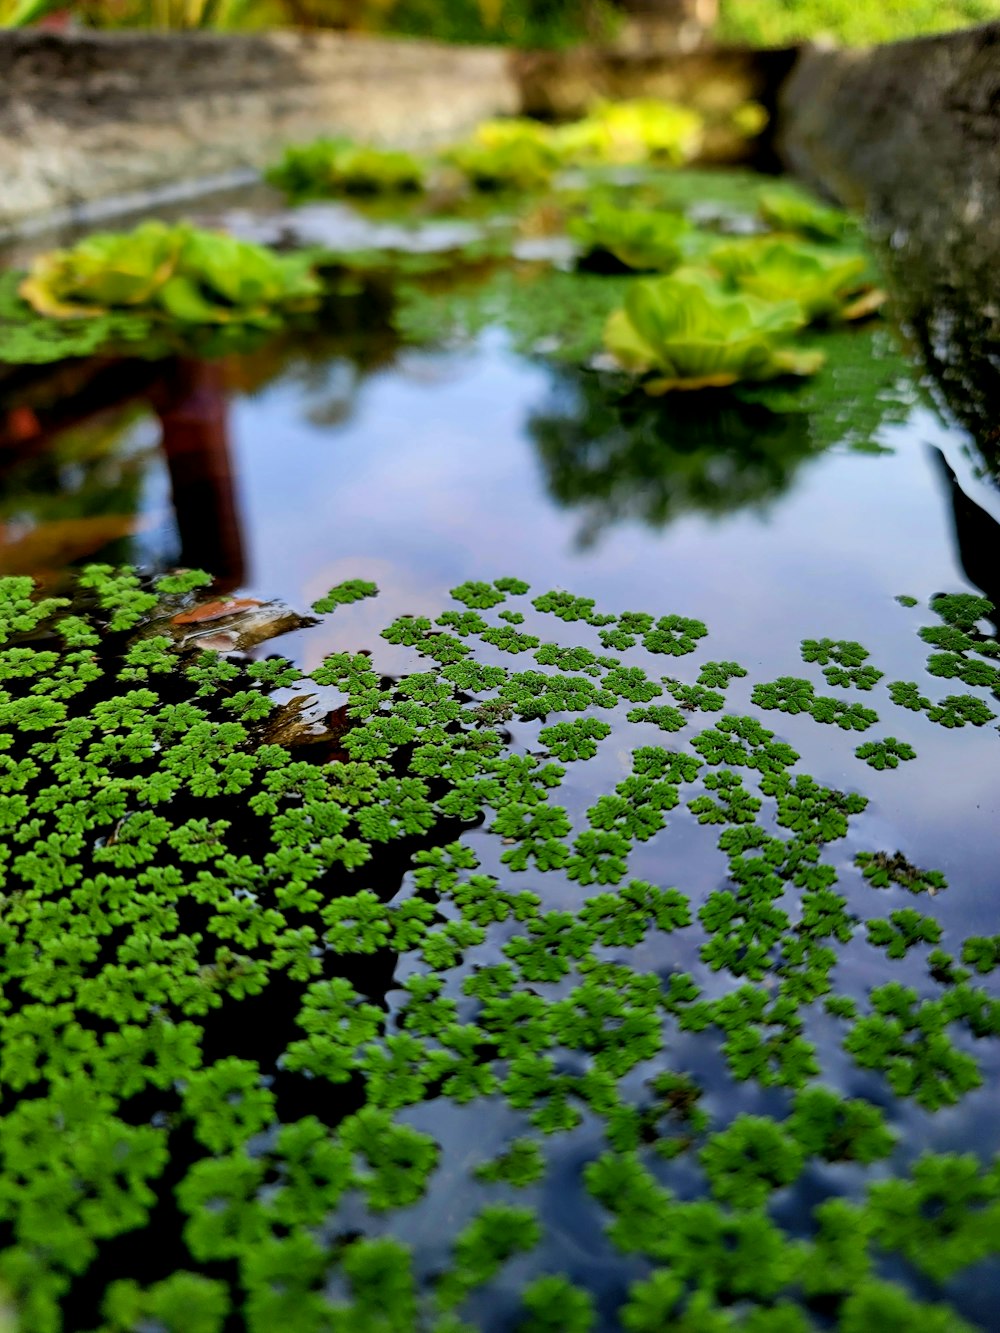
[[604, 271, 821, 393], [709, 237, 877, 323], [570, 203, 691, 273]]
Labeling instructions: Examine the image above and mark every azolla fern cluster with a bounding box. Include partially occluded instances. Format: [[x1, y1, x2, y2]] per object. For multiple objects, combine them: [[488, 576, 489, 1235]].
[[0, 568, 998, 1331]]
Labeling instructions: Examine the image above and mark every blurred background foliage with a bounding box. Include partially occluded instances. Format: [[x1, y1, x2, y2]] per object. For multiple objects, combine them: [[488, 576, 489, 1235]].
[[716, 0, 1000, 45], [0, 0, 616, 36], [3, 0, 999, 42]]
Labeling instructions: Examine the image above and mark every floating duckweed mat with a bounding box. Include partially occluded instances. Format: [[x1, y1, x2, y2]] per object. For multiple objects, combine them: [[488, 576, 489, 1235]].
[[0, 567, 998, 1331], [394, 268, 635, 363]]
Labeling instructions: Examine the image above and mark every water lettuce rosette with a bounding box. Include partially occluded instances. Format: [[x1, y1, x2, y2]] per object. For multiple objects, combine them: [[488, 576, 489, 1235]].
[[265, 137, 426, 198], [157, 229, 321, 326], [19, 221, 322, 327], [569, 203, 692, 273], [757, 187, 855, 243], [456, 102, 702, 171], [448, 137, 559, 192], [474, 117, 557, 153], [603, 270, 824, 394], [708, 237, 883, 323], [554, 99, 704, 166], [19, 223, 184, 319]]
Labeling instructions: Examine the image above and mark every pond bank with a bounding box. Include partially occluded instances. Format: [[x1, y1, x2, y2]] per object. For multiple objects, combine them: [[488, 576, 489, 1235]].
[[0, 30, 518, 238], [780, 23, 1000, 464], [0, 29, 788, 239]]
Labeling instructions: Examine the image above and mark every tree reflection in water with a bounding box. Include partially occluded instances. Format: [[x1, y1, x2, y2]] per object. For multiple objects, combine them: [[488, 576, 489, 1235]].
[[0, 280, 402, 583], [527, 365, 820, 546]]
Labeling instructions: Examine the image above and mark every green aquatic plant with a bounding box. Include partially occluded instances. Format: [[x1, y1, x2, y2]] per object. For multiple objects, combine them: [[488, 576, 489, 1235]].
[[474, 1138, 545, 1188], [929, 591, 995, 631], [0, 567, 994, 1332], [699, 1115, 804, 1207], [101, 1273, 229, 1333], [856, 850, 948, 896], [553, 99, 704, 166], [448, 138, 559, 192], [962, 936, 1000, 975], [20, 218, 183, 318], [865, 1152, 1000, 1282], [838, 1280, 977, 1333], [697, 660, 748, 690], [757, 186, 855, 243], [787, 1087, 896, 1163], [866, 909, 943, 959], [752, 674, 879, 731], [926, 692, 996, 728], [311, 578, 379, 613], [18, 221, 321, 327], [265, 137, 426, 199], [855, 737, 917, 770], [708, 236, 878, 323], [568, 202, 691, 273], [603, 272, 823, 394], [800, 637, 883, 689], [519, 1276, 595, 1332], [843, 984, 983, 1110]]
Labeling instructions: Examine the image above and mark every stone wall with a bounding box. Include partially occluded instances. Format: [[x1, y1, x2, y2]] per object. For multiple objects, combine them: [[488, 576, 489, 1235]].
[[780, 23, 1000, 457], [0, 30, 519, 236], [0, 29, 795, 236]]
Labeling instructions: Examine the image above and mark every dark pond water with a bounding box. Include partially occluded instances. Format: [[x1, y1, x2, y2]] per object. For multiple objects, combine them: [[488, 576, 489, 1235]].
[[2, 178, 999, 1328]]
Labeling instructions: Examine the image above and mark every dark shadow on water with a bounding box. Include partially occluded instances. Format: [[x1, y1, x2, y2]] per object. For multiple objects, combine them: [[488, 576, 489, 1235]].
[[929, 445, 1000, 632], [527, 366, 820, 547]]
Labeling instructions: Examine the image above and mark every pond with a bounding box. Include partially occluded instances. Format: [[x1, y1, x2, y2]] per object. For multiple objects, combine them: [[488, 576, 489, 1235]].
[[1, 161, 999, 1332]]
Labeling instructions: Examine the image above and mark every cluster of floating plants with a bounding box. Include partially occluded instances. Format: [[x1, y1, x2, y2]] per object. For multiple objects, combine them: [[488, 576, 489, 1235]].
[[264, 138, 427, 201], [587, 197, 882, 393], [0, 220, 387, 365], [602, 271, 825, 393], [377, 137, 882, 399], [568, 202, 695, 274], [0, 565, 997, 1331], [17, 221, 321, 327], [0, 104, 882, 406], [265, 101, 709, 203], [706, 238, 883, 324]]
